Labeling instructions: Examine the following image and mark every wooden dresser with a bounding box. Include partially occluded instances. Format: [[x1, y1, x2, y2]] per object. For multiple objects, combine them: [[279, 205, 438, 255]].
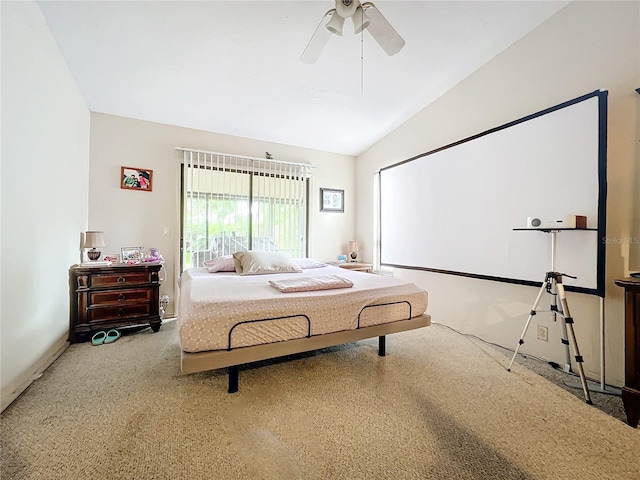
[[614, 277, 640, 428], [69, 263, 162, 343]]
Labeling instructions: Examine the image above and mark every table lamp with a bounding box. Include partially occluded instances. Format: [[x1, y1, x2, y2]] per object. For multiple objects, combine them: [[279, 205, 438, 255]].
[[348, 241, 360, 262], [83, 231, 105, 261]]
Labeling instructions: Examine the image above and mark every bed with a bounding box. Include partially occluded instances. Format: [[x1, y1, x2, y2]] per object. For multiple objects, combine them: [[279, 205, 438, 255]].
[[177, 253, 430, 392]]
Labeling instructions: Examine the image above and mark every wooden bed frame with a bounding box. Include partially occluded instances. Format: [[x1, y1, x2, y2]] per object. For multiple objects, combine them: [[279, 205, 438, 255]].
[[181, 313, 431, 393]]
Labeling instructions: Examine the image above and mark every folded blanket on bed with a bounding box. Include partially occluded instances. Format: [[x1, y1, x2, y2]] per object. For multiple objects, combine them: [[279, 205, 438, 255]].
[[268, 275, 354, 293]]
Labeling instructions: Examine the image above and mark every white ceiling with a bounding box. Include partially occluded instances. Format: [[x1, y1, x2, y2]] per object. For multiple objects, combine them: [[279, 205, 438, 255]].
[[37, 0, 570, 156]]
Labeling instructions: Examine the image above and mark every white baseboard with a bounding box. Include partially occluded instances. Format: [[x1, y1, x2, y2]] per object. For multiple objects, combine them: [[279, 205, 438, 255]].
[[1, 333, 69, 413]]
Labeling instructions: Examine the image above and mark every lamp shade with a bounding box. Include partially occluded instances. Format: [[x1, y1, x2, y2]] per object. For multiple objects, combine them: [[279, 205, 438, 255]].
[[353, 6, 371, 34], [83, 231, 105, 248], [348, 241, 360, 252], [326, 12, 345, 36]]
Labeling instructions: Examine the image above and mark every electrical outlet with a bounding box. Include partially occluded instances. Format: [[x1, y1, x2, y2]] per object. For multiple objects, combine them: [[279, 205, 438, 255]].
[[536, 325, 548, 342]]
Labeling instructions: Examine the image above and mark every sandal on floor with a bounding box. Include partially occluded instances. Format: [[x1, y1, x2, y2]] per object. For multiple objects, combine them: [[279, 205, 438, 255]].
[[104, 329, 121, 344], [91, 331, 107, 346]]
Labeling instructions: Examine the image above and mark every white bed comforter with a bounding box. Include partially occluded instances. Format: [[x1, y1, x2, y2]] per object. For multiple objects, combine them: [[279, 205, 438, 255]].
[[177, 265, 428, 353]]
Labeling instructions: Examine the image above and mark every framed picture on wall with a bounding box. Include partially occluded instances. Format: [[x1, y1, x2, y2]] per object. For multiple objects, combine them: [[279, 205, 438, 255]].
[[121, 166, 153, 191], [320, 188, 344, 212]]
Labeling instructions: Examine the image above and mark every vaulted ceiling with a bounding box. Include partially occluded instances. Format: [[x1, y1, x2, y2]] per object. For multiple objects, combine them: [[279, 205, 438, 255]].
[[38, 1, 570, 155]]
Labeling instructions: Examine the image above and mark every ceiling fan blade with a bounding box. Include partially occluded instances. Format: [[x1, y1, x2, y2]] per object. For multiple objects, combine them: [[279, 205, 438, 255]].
[[362, 2, 405, 56], [301, 10, 334, 64]]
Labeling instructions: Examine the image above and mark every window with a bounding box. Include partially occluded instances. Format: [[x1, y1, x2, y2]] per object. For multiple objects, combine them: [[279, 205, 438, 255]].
[[373, 171, 393, 276], [373, 172, 380, 271], [179, 149, 309, 271]]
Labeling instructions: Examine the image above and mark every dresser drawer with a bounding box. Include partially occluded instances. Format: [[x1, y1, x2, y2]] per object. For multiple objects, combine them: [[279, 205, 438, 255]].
[[90, 288, 151, 305], [88, 303, 150, 322], [90, 272, 151, 288]]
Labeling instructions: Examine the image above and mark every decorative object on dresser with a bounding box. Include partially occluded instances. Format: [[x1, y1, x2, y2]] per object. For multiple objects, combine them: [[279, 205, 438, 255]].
[[83, 231, 105, 261], [614, 277, 640, 427], [69, 263, 162, 343], [348, 240, 360, 262], [121, 246, 144, 264]]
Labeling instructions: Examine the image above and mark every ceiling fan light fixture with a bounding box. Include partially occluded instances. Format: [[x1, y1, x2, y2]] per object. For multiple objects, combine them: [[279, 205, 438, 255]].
[[326, 12, 345, 36], [301, 0, 405, 63], [353, 6, 371, 34]]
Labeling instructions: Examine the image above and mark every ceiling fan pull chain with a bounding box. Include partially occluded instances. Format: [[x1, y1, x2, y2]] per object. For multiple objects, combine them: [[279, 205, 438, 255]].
[[361, 4, 364, 96]]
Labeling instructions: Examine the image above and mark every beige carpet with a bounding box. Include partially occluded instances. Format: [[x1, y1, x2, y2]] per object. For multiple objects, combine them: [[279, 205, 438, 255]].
[[1, 320, 638, 480]]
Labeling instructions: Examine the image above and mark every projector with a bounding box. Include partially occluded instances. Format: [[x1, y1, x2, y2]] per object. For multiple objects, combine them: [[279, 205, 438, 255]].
[[526, 215, 587, 229]]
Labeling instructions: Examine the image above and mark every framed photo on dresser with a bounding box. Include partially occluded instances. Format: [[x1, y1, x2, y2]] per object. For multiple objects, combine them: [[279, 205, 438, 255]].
[[121, 246, 144, 263]]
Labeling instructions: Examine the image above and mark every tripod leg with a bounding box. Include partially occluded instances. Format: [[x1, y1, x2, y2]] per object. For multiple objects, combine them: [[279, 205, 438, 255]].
[[548, 280, 572, 372], [559, 311, 572, 373], [557, 283, 593, 404], [508, 282, 547, 371]]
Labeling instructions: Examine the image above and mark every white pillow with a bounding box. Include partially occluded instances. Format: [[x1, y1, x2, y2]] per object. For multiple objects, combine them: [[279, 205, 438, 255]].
[[233, 251, 303, 276], [204, 255, 236, 273], [294, 258, 327, 269]]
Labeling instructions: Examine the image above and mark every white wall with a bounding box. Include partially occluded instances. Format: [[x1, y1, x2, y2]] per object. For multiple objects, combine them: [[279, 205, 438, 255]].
[[88, 114, 355, 316], [356, 1, 640, 385], [1, 2, 90, 410]]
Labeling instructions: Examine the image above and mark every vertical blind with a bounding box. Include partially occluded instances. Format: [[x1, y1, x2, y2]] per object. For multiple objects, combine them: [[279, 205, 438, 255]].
[[178, 148, 309, 270]]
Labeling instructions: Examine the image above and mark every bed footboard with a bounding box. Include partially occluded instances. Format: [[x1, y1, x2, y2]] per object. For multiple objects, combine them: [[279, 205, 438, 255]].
[[227, 335, 387, 393], [182, 314, 430, 393]]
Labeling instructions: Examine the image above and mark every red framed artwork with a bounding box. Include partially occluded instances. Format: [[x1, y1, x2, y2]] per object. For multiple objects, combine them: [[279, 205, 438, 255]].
[[121, 166, 153, 192]]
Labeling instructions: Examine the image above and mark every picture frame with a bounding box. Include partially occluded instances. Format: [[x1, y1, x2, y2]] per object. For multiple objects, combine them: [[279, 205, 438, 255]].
[[121, 166, 153, 192], [320, 188, 344, 212], [120, 246, 144, 263]]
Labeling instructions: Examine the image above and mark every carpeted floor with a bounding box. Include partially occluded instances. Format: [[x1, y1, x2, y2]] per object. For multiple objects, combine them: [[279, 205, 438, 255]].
[[1, 320, 638, 480], [435, 323, 629, 425]]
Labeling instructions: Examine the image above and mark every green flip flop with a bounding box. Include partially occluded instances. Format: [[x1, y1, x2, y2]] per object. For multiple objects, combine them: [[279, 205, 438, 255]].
[[104, 329, 121, 344], [91, 331, 107, 346]]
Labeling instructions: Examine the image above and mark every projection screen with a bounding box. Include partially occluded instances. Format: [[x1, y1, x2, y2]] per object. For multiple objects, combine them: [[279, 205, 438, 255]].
[[379, 90, 607, 296]]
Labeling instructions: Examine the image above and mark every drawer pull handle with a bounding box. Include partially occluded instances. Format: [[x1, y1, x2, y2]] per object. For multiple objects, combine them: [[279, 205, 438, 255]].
[[118, 308, 126, 316], [118, 294, 126, 301], [117, 277, 126, 283]]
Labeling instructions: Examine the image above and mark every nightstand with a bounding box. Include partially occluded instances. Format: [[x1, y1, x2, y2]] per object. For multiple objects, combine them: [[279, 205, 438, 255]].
[[336, 262, 373, 273], [69, 263, 162, 343]]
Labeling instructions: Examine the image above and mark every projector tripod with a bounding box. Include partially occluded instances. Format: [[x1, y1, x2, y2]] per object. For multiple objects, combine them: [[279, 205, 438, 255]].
[[508, 271, 592, 404]]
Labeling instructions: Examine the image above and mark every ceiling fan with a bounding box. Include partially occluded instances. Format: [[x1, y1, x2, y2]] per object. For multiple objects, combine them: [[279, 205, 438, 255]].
[[301, 0, 405, 64]]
